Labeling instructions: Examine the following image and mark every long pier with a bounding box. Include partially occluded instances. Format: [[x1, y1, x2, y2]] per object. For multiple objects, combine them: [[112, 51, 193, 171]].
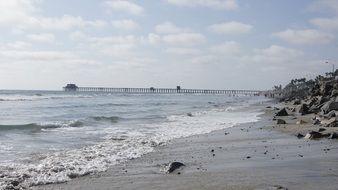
[[63, 84, 263, 95]]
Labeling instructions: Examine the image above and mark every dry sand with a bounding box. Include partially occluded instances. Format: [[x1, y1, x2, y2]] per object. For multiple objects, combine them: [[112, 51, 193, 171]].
[[34, 103, 338, 190]]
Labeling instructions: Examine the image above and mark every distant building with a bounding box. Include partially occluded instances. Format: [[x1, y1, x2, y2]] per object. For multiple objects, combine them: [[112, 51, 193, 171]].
[[63, 84, 78, 91]]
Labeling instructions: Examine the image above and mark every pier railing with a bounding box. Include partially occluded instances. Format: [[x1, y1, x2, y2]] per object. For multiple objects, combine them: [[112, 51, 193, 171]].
[[63, 84, 263, 95]]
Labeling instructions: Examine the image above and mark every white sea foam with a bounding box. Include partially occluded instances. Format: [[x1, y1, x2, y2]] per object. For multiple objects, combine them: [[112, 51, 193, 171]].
[[0, 104, 262, 189]]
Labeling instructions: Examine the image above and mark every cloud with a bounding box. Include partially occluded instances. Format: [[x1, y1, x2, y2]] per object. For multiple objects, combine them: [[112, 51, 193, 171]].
[[104, 0, 144, 15], [252, 45, 303, 64], [310, 17, 338, 31], [5, 41, 32, 50], [26, 33, 55, 43], [162, 33, 206, 46], [111, 19, 138, 30], [272, 29, 334, 45], [70, 33, 141, 57], [147, 33, 162, 45], [155, 22, 189, 34], [209, 21, 253, 34], [0, 1, 107, 31], [166, 0, 238, 10], [209, 41, 241, 55], [164, 47, 202, 55], [0, 50, 75, 61]]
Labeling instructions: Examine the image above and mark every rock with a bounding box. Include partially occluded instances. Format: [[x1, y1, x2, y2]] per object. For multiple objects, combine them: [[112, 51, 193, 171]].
[[313, 119, 321, 125], [326, 110, 336, 119], [271, 185, 288, 190], [321, 100, 338, 114], [277, 119, 286, 124], [298, 104, 310, 115], [274, 107, 280, 111], [266, 106, 272, 108], [166, 162, 185, 173], [318, 128, 326, 132], [331, 89, 338, 97], [10, 180, 20, 187], [67, 173, 79, 179], [322, 82, 334, 96], [187, 113, 193, 117], [296, 133, 304, 138], [291, 107, 296, 112], [304, 131, 330, 139], [296, 120, 307, 125], [275, 108, 288, 116], [328, 132, 338, 139], [293, 99, 301, 105], [325, 119, 338, 127]]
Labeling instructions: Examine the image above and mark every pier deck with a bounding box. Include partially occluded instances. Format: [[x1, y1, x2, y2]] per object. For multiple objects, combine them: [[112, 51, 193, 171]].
[[63, 84, 263, 95]]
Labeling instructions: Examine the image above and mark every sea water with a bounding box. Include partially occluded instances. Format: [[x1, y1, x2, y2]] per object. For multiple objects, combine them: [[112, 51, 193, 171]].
[[0, 90, 266, 188]]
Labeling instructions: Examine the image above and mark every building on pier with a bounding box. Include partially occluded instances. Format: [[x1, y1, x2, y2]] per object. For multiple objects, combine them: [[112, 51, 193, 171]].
[[63, 84, 79, 91]]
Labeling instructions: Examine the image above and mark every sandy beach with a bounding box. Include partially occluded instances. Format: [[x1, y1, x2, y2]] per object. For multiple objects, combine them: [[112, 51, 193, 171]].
[[33, 102, 338, 190]]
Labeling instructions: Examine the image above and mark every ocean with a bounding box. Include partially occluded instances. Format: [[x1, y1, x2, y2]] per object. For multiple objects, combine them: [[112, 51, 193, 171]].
[[0, 90, 266, 188]]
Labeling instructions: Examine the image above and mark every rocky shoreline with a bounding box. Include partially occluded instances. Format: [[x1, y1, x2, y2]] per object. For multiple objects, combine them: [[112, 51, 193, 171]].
[[271, 72, 338, 141]]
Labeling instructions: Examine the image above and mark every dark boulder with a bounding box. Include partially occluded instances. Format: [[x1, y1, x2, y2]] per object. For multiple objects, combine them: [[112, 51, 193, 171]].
[[304, 131, 329, 139], [298, 104, 310, 115], [326, 111, 336, 119], [318, 128, 326, 132], [293, 99, 301, 105], [321, 100, 338, 114], [325, 119, 338, 128], [275, 108, 288, 116], [313, 119, 321, 125], [166, 162, 185, 173], [331, 89, 338, 97], [322, 82, 334, 96], [328, 132, 338, 139], [277, 119, 286, 124], [296, 133, 304, 138], [187, 113, 193, 117]]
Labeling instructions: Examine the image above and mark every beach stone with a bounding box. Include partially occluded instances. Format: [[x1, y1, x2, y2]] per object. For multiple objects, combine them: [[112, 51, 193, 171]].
[[293, 99, 301, 105], [296, 120, 307, 125], [10, 180, 20, 187], [275, 108, 288, 116], [318, 128, 326, 132], [296, 133, 304, 138], [187, 113, 193, 117], [325, 119, 338, 127], [298, 104, 310, 115], [313, 119, 321, 125], [277, 119, 286, 124], [328, 132, 338, 139], [304, 131, 329, 139], [321, 100, 338, 114], [166, 162, 185, 173], [331, 89, 338, 97], [272, 185, 288, 190], [326, 110, 336, 119]]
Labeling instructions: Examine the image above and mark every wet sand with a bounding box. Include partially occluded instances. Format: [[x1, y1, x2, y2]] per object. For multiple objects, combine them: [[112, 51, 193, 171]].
[[34, 104, 338, 190]]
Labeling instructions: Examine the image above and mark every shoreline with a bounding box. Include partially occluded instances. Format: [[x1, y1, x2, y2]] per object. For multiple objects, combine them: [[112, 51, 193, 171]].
[[34, 102, 338, 190]]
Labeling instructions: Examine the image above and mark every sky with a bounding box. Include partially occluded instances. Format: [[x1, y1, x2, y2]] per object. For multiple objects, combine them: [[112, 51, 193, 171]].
[[0, 0, 337, 90]]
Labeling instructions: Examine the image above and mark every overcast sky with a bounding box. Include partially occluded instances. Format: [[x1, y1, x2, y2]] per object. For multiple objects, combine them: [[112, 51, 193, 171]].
[[0, 0, 337, 90]]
